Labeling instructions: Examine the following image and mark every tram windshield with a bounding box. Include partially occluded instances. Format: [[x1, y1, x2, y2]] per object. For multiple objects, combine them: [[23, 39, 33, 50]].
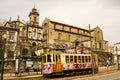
[[42, 55, 46, 63], [47, 54, 51, 62], [42, 54, 52, 63]]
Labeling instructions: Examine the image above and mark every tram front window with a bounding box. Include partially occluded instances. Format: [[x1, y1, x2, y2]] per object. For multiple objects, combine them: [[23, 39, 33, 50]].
[[43, 55, 46, 63], [47, 54, 51, 62]]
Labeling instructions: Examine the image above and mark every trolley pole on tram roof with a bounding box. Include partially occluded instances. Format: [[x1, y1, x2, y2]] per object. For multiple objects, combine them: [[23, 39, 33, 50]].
[[89, 24, 94, 75]]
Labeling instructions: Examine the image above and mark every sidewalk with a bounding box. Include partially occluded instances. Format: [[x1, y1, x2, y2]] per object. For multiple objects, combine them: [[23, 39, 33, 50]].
[[99, 65, 117, 72], [4, 72, 42, 80]]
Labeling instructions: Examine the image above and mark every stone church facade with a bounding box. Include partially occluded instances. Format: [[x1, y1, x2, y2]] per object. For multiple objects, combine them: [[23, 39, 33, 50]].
[[42, 18, 108, 51], [2, 7, 43, 73], [42, 18, 91, 49]]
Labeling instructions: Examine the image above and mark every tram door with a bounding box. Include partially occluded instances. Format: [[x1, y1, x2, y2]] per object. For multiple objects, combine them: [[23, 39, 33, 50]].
[[55, 55, 63, 72], [93, 55, 98, 68]]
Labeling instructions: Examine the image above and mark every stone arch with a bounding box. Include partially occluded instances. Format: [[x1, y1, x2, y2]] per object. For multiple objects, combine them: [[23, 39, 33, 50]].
[[4, 61, 15, 73], [28, 41, 32, 45], [22, 48, 28, 55], [62, 43, 68, 49], [32, 42, 36, 47], [44, 23, 47, 28]]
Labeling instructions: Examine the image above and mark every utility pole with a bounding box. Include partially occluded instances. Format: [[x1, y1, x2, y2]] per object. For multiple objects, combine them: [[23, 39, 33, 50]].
[[89, 24, 94, 75], [0, 38, 6, 80], [116, 47, 120, 70]]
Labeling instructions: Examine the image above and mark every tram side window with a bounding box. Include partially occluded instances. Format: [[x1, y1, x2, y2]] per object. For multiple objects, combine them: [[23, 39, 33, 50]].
[[82, 56, 84, 63], [58, 55, 60, 62], [94, 56, 96, 62], [43, 55, 46, 63], [78, 56, 81, 63], [65, 56, 69, 63], [70, 56, 73, 63], [88, 56, 91, 62], [57, 55, 60, 62], [47, 54, 51, 62], [53, 54, 55, 62], [74, 56, 77, 63], [56, 55, 58, 62], [85, 56, 88, 63]]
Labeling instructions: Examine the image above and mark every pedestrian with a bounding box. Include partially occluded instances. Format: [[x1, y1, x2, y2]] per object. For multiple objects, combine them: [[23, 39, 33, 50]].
[[106, 59, 109, 69]]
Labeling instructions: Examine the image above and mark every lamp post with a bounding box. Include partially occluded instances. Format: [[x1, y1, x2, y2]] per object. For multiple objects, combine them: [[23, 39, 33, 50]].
[[0, 34, 8, 80]]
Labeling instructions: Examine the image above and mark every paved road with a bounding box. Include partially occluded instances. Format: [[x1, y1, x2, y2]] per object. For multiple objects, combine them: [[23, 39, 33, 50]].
[[3, 65, 120, 80], [77, 71, 120, 80]]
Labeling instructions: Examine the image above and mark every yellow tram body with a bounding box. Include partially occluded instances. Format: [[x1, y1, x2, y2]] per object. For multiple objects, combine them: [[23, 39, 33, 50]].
[[42, 50, 98, 77]]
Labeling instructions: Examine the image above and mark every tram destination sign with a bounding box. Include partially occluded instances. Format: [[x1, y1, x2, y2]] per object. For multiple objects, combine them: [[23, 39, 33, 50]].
[[65, 49, 90, 54]]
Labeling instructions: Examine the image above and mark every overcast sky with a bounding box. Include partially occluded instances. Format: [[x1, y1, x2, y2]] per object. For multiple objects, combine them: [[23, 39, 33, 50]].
[[0, 0, 120, 46]]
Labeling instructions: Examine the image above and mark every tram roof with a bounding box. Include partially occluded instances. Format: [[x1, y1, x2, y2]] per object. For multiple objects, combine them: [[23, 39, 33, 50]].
[[42, 51, 62, 55], [42, 50, 91, 56]]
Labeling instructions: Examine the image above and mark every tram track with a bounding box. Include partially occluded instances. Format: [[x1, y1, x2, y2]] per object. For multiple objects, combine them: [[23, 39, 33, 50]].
[[4, 65, 118, 80]]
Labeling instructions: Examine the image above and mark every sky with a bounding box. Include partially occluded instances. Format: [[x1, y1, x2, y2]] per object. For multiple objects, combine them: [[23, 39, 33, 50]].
[[0, 0, 120, 46]]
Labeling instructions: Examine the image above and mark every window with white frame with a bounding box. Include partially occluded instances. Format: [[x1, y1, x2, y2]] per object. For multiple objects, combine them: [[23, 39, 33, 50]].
[[9, 32, 15, 42]]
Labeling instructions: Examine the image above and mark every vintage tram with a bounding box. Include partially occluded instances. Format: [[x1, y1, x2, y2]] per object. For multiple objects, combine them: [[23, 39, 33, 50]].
[[41, 49, 98, 77]]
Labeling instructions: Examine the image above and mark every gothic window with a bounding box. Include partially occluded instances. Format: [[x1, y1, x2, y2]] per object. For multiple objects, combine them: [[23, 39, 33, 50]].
[[28, 27, 32, 32], [7, 51, 14, 59], [32, 28, 37, 39], [44, 23, 47, 29], [33, 28, 36, 32], [99, 42, 102, 49], [44, 23, 47, 32], [32, 42, 36, 47], [34, 16, 36, 22], [20, 28, 22, 36], [75, 41, 79, 47], [28, 33, 32, 38], [7, 44, 16, 59], [9, 44, 15, 51], [22, 48, 28, 55], [97, 31, 100, 41], [68, 35, 70, 41], [22, 28, 26, 37], [38, 34, 41, 40], [58, 33, 61, 39], [38, 29, 41, 33], [33, 32, 37, 39], [34, 32, 36, 38], [9, 32, 15, 42]]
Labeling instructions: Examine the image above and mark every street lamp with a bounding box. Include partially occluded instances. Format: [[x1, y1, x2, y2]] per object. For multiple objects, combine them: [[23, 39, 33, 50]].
[[0, 33, 8, 80]]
